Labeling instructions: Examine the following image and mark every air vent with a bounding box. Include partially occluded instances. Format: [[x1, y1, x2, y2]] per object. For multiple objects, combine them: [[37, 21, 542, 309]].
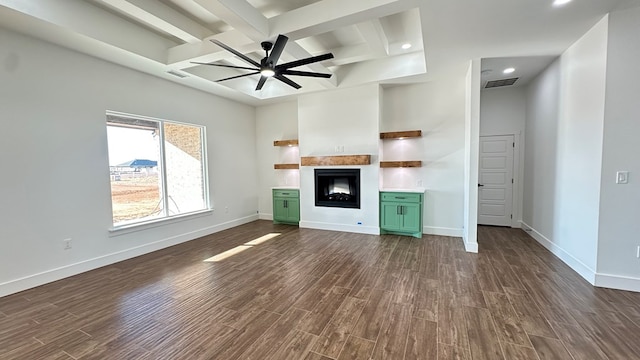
[[167, 70, 188, 78], [485, 77, 519, 88]]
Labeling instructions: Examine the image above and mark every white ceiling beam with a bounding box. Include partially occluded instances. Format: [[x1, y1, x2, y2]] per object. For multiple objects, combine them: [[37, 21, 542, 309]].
[[325, 43, 379, 66], [166, 30, 259, 67], [193, 0, 268, 40], [0, 0, 175, 62], [356, 20, 389, 56], [335, 51, 425, 87], [98, 0, 213, 44], [269, 0, 418, 40]]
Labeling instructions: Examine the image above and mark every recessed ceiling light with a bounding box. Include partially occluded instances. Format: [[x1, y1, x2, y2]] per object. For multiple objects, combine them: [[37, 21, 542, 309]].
[[503, 67, 515, 74], [553, 0, 572, 6], [401, 43, 412, 50]]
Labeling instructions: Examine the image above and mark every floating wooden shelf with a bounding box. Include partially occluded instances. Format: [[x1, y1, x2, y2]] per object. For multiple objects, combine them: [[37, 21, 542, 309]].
[[301, 155, 371, 166], [380, 161, 422, 168], [273, 139, 299, 147], [274, 163, 300, 170], [380, 130, 422, 140]]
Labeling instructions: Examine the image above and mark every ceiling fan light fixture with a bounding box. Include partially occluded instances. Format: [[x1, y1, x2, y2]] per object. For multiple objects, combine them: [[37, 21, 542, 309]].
[[260, 68, 275, 77], [503, 67, 516, 74], [401, 43, 412, 50]]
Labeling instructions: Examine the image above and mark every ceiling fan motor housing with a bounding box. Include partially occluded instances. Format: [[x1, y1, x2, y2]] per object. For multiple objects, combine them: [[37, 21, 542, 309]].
[[261, 41, 275, 69], [261, 41, 273, 51]]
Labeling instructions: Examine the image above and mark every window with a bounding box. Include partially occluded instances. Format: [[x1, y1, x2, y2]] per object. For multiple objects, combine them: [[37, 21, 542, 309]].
[[106, 111, 208, 227]]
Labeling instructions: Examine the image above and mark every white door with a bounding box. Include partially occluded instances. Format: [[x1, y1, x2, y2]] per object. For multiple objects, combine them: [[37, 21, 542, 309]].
[[478, 135, 514, 226]]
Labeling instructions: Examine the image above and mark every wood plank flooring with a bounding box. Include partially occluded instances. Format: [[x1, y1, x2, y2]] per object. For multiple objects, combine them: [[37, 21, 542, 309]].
[[2, 222, 640, 359]]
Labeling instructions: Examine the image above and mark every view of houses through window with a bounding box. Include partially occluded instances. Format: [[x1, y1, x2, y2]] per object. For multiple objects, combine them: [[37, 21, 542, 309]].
[[106, 112, 207, 226]]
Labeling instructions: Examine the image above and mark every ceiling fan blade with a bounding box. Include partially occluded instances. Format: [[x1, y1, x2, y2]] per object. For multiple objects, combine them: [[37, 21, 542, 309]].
[[281, 70, 332, 78], [267, 34, 288, 66], [256, 76, 268, 91], [275, 74, 301, 89], [276, 53, 334, 70], [191, 62, 257, 71], [215, 71, 260, 82], [210, 39, 260, 68]]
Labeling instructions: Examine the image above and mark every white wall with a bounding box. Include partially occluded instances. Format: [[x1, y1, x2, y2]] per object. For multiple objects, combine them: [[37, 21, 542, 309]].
[[596, 6, 640, 289], [523, 16, 609, 282], [255, 101, 299, 219], [298, 84, 381, 235], [523, 61, 560, 241], [480, 86, 527, 227], [382, 75, 467, 237], [0, 28, 258, 296], [480, 87, 526, 136]]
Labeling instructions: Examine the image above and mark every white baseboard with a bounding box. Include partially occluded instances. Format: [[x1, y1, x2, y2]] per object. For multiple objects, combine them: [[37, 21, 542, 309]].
[[299, 221, 380, 235], [423, 226, 464, 237], [0, 214, 259, 298], [595, 273, 640, 292], [259, 213, 273, 221], [520, 221, 596, 284], [464, 241, 479, 253]]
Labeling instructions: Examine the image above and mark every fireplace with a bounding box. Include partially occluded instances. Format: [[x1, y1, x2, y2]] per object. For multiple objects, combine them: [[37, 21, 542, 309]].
[[314, 169, 360, 209]]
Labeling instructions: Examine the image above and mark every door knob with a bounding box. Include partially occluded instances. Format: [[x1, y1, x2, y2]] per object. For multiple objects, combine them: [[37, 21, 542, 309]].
[[478, 184, 484, 187]]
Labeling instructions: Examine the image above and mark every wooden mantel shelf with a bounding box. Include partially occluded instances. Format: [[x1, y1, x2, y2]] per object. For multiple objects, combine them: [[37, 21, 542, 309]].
[[380, 130, 422, 140], [380, 161, 422, 168], [301, 155, 371, 166], [273, 139, 299, 147], [274, 163, 300, 170]]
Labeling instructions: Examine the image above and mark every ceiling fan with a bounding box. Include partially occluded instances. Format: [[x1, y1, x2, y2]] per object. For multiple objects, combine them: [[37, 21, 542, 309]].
[[192, 35, 334, 91]]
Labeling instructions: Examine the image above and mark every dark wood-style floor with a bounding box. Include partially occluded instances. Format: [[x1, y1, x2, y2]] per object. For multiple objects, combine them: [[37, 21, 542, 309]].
[[1, 221, 640, 359]]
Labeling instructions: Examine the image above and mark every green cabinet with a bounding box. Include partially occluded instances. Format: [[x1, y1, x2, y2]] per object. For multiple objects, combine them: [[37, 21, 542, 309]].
[[273, 189, 300, 225], [380, 191, 423, 238]]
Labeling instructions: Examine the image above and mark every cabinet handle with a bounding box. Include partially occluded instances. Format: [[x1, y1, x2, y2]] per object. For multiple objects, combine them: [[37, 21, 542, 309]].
[[396, 205, 400, 215], [284, 200, 288, 208], [282, 192, 290, 195], [395, 196, 406, 199], [400, 206, 404, 215]]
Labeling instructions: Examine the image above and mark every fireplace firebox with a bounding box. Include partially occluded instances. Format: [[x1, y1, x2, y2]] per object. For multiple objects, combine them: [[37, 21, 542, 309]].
[[314, 169, 360, 209]]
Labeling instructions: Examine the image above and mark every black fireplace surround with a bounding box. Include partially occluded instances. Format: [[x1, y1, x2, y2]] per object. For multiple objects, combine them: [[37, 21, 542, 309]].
[[314, 169, 360, 209]]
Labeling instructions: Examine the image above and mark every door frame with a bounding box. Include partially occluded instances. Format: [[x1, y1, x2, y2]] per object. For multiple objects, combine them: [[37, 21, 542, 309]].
[[479, 132, 523, 228]]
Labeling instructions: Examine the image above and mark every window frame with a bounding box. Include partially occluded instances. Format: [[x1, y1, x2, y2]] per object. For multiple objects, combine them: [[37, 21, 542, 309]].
[[106, 110, 211, 231]]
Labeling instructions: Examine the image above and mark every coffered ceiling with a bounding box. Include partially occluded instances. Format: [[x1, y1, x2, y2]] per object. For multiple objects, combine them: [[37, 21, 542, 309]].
[[0, 0, 626, 105]]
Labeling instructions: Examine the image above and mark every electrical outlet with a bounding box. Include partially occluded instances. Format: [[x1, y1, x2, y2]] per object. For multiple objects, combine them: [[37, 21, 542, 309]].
[[616, 171, 629, 184], [63, 238, 72, 250], [416, 180, 423, 187]]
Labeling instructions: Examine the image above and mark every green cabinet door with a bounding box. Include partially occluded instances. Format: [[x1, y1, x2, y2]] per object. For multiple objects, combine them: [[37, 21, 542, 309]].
[[273, 198, 289, 222], [286, 198, 300, 223], [399, 203, 421, 233], [380, 202, 402, 231]]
